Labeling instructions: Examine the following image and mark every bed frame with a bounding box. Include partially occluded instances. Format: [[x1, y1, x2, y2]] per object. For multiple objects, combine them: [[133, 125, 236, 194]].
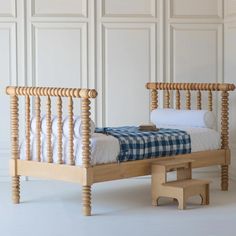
[[6, 82, 235, 216]]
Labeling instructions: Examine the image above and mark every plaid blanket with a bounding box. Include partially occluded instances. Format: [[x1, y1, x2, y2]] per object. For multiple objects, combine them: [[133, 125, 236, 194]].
[[95, 127, 191, 162]]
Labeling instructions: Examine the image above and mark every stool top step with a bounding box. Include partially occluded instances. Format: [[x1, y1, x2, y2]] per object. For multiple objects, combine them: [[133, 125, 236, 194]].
[[152, 158, 194, 171], [162, 179, 211, 189]]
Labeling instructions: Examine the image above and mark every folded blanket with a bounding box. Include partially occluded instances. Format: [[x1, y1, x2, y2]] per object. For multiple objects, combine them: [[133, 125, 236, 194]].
[[151, 109, 215, 129], [96, 127, 191, 162]]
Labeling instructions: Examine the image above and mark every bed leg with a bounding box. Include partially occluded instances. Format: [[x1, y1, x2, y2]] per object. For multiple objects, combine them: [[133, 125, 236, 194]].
[[82, 185, 91, 216], [12, 176, 20, 204], [221, 165, 229, 191]]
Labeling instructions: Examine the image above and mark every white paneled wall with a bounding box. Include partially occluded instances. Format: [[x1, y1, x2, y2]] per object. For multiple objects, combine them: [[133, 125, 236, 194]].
[[0, 0, 236, 178]]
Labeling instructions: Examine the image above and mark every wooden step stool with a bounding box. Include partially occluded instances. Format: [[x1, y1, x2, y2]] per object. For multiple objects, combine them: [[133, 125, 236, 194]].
[[151, 159, 210, 210]]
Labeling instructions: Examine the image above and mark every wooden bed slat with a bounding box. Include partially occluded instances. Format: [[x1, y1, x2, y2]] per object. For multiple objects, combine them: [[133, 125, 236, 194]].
[[46, 96, 52, 163], [35, 96, 41, 162], [57, 96, 63, 164], [197, 90, 202, 110], [25, 95, 31, 161], [176, 90, 180, 109], [68, 96, 75, 166]]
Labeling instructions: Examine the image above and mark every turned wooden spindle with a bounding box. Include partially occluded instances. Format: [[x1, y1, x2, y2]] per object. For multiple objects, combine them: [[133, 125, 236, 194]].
[[57, 96, 63, 164], [208, 90, 213, 111], [11, 95, 20, 204], [176, 90, 180, 109], [82, 97, 92, 216], [186, 90, 191, 110], [197, 90, 202, 110], [165, 90, 170, 108], [68, 96, 75, 165], [46, 96, 53, 163], [35, 96, 41, 162], [151, 89, 158, 110], [221, 91, 229, 191], [25, 95, 31, 161]]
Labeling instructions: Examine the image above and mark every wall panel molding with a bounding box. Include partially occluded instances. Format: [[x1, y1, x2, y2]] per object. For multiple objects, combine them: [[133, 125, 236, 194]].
[[168, 0, 223, 19], [30, 22, 87, 88], [0, 0, 16, 17], [225, 0, 236, 18], [101, 0, 157, 18], [31, 0, 87, 18], [97, 23, 157, 126]]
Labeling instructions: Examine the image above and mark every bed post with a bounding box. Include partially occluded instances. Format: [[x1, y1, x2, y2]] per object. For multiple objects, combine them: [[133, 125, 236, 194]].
[[221, 90, 229, 191], [81, 92, 92, 216], [10, 91, 20, 203]]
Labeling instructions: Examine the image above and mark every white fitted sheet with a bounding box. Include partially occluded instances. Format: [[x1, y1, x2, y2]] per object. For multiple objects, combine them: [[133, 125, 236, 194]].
[[19, 127, 221, 166]]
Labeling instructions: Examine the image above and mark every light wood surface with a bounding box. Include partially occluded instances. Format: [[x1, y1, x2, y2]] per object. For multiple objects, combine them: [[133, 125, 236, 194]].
[[6, 83, 235, 216], [11, 95, 20, 204], [151, 89, 158, 110], [35, 96, 41, 162], [25, 95, 31, 161], [46, 96, 53, 163], [68, 96, 75, 166], [221, 91, 230, 191], [186, 90, 191, 110], [57, 96, 63, 164], [176, 90, 180, 109], [146, 82, 235, 91], [208, 90, 213, 111], [152, 159, 210, 210], [165, 90, 170, 108], [197, 90, 202, 110]]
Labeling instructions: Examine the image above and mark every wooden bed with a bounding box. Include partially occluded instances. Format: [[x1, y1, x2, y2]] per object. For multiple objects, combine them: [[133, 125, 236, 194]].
[[6, 82, 235, 216]]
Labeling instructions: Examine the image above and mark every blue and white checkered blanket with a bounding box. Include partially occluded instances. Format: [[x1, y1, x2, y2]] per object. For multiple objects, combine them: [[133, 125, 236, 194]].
[[95, 127, 191, 162]]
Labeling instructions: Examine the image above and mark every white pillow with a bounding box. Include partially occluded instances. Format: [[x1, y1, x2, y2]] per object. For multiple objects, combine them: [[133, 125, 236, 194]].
[[151, 108, 216, 129], [30, 115, 96, 138]]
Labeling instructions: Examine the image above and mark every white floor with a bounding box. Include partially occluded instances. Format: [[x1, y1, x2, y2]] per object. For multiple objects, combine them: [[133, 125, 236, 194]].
[[0, 174, 235, 236]]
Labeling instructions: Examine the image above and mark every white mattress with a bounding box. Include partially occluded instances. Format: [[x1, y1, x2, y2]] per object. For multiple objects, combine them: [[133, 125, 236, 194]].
[[19, 127, 221, 166]]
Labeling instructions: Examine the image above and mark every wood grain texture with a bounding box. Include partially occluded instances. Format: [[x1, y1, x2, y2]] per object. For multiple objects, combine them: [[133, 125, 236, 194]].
[[165, 90, 170, 108], [35, 96, 41, 162], [197, 90, 202, 110], [176, 90, 180, 109], [46, 96, 53, 163], [186, 90, 191, 110], [6, 86, 97, 98], [68, 97, 75, 166], [208, 90, 213, 111], [25, 95, 31, 161], [57, 96, 63, 164], [11, 95, 20, 204], [146, 83, 236, 91], [151, 89, 158, 110], [221, 91, 230, 191]]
